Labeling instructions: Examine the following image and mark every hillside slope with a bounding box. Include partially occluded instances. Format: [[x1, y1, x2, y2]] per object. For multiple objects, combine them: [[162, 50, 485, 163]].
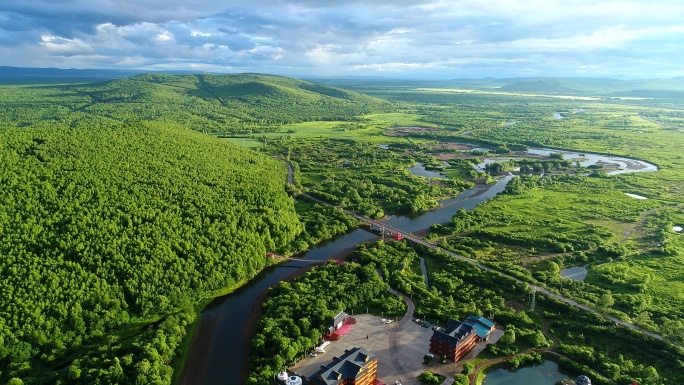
[[13, 73, 393, 132], [0, 122, 302, 383]]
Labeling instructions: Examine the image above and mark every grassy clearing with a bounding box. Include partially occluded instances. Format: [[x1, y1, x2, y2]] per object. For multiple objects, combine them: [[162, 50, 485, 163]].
[[364, 112, 436, 127], [584, 218, 637, 244], [219, 121, 392, 148]]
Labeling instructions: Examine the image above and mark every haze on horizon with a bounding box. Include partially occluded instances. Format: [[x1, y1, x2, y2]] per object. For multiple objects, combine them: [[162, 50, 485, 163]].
[[1, 0, 683, 79]]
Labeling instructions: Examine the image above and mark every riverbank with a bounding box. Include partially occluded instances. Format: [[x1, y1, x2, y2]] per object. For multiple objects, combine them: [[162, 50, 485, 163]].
[[237, 243, 372, 384], [175, 262, 306, 385], [171, 277, 259, 384], [175, 226, 379, 385]]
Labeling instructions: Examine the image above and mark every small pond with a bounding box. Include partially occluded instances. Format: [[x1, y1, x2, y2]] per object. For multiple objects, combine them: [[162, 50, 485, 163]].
[[484, 360, 568, 385], [674, 226, 683, 233], [469, 147, 492, 153], [406, 163, 447, 179], [554, 112, 564, 119], [561, 266, 588, 281]]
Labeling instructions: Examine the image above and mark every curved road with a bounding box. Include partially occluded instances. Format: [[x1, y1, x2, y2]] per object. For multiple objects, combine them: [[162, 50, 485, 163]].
[[283, 162, 682, 350], [387, 288, 416, 375]]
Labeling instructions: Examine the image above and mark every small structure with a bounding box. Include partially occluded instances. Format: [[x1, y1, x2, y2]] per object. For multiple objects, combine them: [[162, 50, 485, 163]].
[[462, 315, 496, 342], [576, 375, 592, 385], [429, 319, 477, 362], [306, 347, 378, 385], [331, 312, 349, 332], [315, 341, 330, 353], [287, 376, 303, 385], [278, 371, 289, 382], [324, 312, 356, 341]]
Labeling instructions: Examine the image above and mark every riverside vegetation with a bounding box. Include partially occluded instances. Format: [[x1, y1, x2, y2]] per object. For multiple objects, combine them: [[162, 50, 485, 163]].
[[1, 74, 684, 385]]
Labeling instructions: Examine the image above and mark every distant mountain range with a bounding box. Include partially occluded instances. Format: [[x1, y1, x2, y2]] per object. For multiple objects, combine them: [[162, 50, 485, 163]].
[[0, 66, 200, 84], [0, 66, 145, 83], [3, 66, 684, 98], [496, 77, 684, 97]]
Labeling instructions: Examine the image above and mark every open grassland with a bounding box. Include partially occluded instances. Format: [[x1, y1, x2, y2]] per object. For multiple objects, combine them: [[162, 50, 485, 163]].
[[363, 86, 684, 344], [416, 87, 606, 100], [220, 121, 389, 148], [363, 111, 437, 127], [433, 176, 659, 259]]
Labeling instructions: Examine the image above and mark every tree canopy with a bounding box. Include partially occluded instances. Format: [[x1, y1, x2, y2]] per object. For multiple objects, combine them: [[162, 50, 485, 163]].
[[0, 122, 302, 382]]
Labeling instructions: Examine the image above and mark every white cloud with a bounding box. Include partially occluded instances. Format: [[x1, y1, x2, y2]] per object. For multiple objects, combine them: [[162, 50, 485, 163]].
[[1, 0, 683, 78], [40, 35, 92, 54]]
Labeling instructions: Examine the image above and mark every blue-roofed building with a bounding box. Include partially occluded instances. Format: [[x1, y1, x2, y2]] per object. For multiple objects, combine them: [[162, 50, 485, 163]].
[[429, 319, 477, 362], [463, 315, 496, 342]]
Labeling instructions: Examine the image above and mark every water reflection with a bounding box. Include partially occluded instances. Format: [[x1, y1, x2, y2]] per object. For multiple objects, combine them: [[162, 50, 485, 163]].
[[406, 163, 447, 179], [484, 360, 567, 385], [471, 147, 657, 175]]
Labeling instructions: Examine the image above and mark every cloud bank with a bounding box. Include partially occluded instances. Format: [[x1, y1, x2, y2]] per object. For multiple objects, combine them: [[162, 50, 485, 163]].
[[1, 0, 683, 78]]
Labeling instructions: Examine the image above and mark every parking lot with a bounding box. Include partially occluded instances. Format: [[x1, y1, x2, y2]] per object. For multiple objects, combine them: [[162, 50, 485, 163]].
[[289, 313, 502, 385]]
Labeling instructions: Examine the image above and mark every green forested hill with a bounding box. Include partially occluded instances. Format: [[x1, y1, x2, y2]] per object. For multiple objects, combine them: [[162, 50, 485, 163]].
[[0, 73, 393, 134], [0, 122, 302, 383]]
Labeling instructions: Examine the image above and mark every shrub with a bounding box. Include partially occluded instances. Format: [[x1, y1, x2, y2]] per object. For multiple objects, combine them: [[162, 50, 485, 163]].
[[418, 371, 444, 384]]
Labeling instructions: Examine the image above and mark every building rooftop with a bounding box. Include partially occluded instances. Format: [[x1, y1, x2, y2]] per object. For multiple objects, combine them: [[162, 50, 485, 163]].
[[307, 347, 377, 385], [463, 316, 495, 339], [332, 311, 348, 326], [464, 315, 494, 328], [431, 319, 475, 347]]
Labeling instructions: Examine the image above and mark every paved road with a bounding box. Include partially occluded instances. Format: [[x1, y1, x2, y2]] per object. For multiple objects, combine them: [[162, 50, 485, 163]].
[[388, 288, 416, 375], [283, 161, 682, 350]]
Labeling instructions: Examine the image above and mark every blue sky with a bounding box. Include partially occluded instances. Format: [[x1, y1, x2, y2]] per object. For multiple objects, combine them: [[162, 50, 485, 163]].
[[1, 0, 683, 79]]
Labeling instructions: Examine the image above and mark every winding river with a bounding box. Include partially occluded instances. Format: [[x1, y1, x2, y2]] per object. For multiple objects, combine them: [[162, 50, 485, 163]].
[[178, 176, 513, 384], [179, 146, 657, 385]]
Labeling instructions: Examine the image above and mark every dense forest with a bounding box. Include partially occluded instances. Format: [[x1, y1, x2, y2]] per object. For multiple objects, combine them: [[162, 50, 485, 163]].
[[0, 122, 302, 383]]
